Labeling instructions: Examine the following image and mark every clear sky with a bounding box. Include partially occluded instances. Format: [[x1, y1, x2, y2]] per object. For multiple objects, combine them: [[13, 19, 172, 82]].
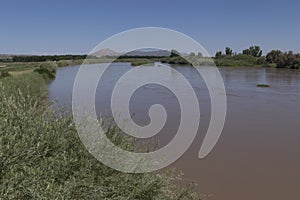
[[1, 0, 300, 55]]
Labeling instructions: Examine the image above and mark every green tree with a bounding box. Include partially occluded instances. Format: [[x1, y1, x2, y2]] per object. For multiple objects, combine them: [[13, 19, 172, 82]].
[[266, 50, 282, 63], [284, 51, 299, 69], [266, 50, 299, 68], [170, 49, 180, 57], [243, 46, 262, 57], [256, 57, 266, 65], [242, 49, 251, 55], [250, 46, 262, 57], [189, 52, 196, 57], [266, 50, 284, 67], [215, 51, 222, 59], [197, 52, 203, 57], [225, 47, 233, 56]]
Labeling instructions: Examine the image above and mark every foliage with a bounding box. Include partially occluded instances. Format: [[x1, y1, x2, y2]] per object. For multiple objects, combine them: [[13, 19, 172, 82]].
[[0, 55, 13, 62], [242, 46, 262, 57], [34, 62, 58, 79], [214, 54, 263, 67], [0, 73, 201, 199], [170, 49, 181, 57], [189, 52, 196, 57], [56, 59, 84, 67], [3, 47, 300, 69], [214, 45, 300, 68], [225, 47, 233, 56], [215, 51, 222, 59], [161, 56, 190, 65], [197, 52, 203, 57], [12, 55, 87, 62], [131, 60, 154, 66], [266, 50, 300, 68], [255, 56, 267, 65], [214, 45, 300, 67]]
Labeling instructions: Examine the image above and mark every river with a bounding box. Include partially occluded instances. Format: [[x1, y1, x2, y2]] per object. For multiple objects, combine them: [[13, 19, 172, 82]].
[[48, 63, 300, 200]]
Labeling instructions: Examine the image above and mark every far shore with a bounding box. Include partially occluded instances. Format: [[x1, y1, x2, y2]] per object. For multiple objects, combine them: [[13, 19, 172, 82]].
[[1, 53, 299, 77]]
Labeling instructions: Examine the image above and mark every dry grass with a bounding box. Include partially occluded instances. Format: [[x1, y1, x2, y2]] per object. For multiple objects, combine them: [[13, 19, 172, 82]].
[[0, 72, 201, 199], [9, 69, 34, 76]]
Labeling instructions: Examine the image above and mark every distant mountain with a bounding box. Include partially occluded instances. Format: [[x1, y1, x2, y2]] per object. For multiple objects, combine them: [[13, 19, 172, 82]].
[[92, 48, 121, 57], [124, 48, 171, 57]]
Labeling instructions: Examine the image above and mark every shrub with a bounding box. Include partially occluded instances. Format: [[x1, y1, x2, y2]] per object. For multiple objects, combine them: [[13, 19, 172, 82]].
[[131, 59, 154, 66], [34, 62, 58, 79], [38, 62, 58, 73]]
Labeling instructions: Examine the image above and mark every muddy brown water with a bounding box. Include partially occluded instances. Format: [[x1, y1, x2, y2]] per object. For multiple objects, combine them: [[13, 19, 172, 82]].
[[48, 63, 300, 200]]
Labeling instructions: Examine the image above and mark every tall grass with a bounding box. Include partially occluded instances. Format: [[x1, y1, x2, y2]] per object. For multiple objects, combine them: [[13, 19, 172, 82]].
[[131, 60, 154, 66], [0, 73, 201, 199]]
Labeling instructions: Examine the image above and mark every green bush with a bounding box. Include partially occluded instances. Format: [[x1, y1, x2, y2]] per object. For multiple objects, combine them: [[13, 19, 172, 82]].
[[39, 62, 58, 73], [57, 59, 84, 67], [162, 57, 190, 65], [34, 62, 58, 79], [0, 73, 201, 199]]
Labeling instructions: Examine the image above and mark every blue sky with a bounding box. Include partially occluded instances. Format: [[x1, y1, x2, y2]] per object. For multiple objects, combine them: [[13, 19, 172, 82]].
[[1, 0, 300, 55]]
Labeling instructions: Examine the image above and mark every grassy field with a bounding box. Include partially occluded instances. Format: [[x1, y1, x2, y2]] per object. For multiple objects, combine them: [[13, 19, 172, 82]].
[[0, 71, 201, 199], [0, 62, 41, 72]]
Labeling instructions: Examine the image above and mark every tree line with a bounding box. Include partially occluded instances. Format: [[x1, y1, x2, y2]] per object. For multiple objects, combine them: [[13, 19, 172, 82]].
[[12, 55, 87, 62], [215, 46, 300, 69], [5, 47, 300, 69]]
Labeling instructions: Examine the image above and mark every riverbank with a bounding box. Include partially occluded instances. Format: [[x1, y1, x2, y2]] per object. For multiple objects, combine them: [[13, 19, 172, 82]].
[[0, 70, 200, 199]]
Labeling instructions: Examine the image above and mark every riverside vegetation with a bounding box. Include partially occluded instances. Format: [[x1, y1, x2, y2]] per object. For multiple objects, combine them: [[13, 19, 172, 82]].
[[0, 46, 298, 199], [1, 46, 300, 76], [0, 63, 203, 199], [214, 46, 300, 68], [115, 46, 300, 68]]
